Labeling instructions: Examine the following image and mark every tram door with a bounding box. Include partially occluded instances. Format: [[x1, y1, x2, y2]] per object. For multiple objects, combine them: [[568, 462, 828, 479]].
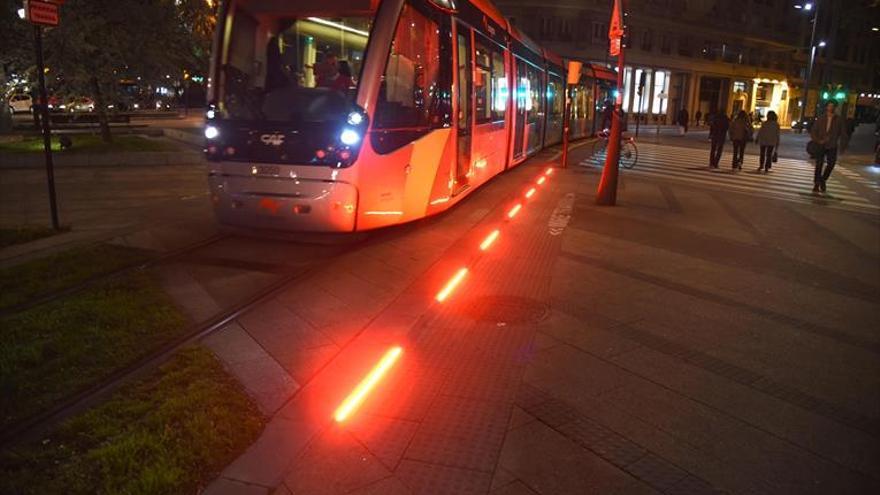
[[454, 25, 472, 193], [513, 58, 527, 160]]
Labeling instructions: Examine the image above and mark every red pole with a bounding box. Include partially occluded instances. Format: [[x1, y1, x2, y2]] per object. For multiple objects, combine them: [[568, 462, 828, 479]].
[[596, 39, 625, 206]]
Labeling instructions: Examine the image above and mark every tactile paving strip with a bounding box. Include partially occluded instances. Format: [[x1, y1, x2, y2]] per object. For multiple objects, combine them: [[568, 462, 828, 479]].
[[515, 383, 726, 494]]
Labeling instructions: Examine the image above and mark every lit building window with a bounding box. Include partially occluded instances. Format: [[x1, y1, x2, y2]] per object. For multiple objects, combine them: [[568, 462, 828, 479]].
[[651, 70, 669, 114]]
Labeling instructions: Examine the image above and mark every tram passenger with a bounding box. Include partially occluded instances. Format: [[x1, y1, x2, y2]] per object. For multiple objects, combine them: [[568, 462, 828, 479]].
[[331, 61, 355, 93], [315, 52, 339, 88], [265, 35, 290, 93]]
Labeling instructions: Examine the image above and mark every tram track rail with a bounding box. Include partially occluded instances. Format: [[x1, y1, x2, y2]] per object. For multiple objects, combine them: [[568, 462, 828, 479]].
[[0, 233, 231, 319], [0, 237, 357, 448]]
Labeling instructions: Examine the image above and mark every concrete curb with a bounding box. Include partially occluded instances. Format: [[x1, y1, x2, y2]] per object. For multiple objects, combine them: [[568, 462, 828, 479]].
[[161, 127, 204, 147]]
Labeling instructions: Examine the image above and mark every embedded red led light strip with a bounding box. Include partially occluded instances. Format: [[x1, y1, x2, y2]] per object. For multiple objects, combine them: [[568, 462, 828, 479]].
[[525, 187, 536, 199], [545, 167, 554, 176], [536, 176, 546, 185], [507, 203, 522, 219], [436, 267, 468, 302], [480, 229, 500, 251], [334, 346, 403, 423]]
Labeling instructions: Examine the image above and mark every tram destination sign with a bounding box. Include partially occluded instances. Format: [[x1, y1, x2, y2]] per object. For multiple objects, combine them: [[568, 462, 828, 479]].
[[24, 0, 61, 27]]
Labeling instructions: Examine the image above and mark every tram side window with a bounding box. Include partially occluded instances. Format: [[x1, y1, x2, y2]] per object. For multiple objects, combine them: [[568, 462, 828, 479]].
[[373, 4, 440, 129], [474, 36, 505, 124], [526, 65, 542, 123], [548, 74, 563, 118]]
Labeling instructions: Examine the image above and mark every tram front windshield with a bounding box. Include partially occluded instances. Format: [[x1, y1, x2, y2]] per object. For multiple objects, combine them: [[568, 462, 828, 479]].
[[218, 3, 373, 123]]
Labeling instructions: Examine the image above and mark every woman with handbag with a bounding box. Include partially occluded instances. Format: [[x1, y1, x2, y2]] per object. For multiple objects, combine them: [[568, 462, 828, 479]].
[[756, 111, 780, 172]]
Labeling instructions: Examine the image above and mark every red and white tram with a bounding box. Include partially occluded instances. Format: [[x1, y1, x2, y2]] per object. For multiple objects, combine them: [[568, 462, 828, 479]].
[[205, 0, 616, 232]]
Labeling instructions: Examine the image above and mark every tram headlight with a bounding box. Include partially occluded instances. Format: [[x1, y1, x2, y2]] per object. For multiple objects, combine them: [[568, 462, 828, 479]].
[[346, 111, 364, 126], [340, 128, 360, 146], [205, 125, 219, 140], [206, 109, 216, 120]]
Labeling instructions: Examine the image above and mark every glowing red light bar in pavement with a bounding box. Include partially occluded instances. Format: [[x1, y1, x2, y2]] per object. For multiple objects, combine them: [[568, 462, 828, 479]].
[[436, 267, 468, 302], [536, 176, 546, 185], [480, 229, 500, 251], [334, 346, 403, 423], [507, 203, 522, 219], [525, 187, 536, 199]]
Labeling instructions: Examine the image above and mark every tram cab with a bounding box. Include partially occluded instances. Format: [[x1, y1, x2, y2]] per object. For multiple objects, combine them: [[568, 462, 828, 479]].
[[205, 0, 609, 233]]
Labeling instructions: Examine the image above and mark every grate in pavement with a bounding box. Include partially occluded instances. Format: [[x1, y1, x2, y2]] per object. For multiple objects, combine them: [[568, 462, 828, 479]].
[[460, 295, 548, 324]]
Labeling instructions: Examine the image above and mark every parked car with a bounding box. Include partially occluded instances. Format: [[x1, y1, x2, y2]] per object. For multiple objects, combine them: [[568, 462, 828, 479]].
[[66, 97, 95, 113], [34, 94, 63, 112], [7, 93, 33, 113]]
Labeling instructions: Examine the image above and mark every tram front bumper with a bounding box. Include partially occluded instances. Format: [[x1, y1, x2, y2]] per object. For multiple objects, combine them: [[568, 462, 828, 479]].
[[208, 175, 358, 233]]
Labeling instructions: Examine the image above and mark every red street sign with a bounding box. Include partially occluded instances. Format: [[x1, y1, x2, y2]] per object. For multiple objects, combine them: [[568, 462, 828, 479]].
[[610, 37, 621, 57], [608, 0, 624, 56], [24, 0, 60, 27]]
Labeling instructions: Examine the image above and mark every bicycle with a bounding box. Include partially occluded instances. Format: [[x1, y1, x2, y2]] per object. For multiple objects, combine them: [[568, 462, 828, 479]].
[[590, 129, 638, 169]]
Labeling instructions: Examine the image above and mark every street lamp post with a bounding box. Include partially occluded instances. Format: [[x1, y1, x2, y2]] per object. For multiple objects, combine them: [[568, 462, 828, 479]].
[[799, 2, 820, 130]]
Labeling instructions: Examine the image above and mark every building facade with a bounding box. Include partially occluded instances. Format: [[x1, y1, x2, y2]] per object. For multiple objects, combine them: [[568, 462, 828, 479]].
[[495, 0, 880, 126]]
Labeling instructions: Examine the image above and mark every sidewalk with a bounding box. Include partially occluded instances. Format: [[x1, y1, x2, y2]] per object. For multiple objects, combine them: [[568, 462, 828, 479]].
[[0, 155, 214, 267], [635, 124, 878, 164], [199, 141, 880, 494]]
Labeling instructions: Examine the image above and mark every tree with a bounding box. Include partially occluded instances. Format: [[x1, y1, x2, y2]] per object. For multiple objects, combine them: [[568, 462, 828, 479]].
[[38, 0, 215, 142]]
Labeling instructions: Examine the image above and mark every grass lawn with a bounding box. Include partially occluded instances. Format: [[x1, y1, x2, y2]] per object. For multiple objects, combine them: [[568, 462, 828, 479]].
[[0, 346, 264, 495], [0, 243, 152, 311], [0, 226, 67, 249], [0, 270, 189, 430], [0, 134, 181, 154]]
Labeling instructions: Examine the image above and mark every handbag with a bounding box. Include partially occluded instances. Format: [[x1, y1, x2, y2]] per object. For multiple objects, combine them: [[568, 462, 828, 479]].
[[806, 140, 821, 157]]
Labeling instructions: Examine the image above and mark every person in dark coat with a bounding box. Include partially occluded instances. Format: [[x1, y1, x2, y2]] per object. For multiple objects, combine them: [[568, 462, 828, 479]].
[[809, 101, 844, 193], [678, 108, 690, 133], [756, 110, 780, 172], [694, 110, 702, 126], [708, 112, 730, 168], [600, 101, 613, 131], [728, 110, 751, 170]]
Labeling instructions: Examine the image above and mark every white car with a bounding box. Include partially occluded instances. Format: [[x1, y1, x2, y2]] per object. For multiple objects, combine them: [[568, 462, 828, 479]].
[[68, 97, 95, 112], [8, 93, 33, 113]]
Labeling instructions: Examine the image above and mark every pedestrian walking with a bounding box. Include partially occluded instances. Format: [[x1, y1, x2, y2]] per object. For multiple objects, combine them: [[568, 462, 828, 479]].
[[600, 101, 613, 131], [756, 110, 780, 172], [709, 112, 730, 168], [678, 108, 690, 134], [839, 117, 856, 154], [809, 101, 844, 193], [729, 110, 750, 170], [695, 110, 702, 127]]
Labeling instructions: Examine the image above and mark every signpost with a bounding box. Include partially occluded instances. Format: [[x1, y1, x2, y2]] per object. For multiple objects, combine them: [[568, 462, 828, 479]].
[[597, 0, 625, 206], [24, 0, 63, 230]]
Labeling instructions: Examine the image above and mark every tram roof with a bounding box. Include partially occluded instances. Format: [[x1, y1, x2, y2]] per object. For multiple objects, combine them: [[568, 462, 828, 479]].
[[469, 0, 507, 28], [231, 0, 379, 15]]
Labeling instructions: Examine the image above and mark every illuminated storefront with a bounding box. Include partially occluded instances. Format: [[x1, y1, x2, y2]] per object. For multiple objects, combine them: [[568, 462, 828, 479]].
[[620, 66, 672, 122], [749, 78, 790, 125]]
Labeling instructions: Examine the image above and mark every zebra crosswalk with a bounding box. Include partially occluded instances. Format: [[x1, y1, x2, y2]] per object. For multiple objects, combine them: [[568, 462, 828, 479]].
[[836, 167, 880, 193], [579, 142, 879, 214]]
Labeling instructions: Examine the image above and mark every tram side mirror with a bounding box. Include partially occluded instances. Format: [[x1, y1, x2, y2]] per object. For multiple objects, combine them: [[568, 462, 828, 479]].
[[566, 61, 582, 86]]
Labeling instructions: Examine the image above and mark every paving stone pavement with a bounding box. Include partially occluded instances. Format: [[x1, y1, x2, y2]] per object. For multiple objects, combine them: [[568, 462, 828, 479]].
[[202, 140, 879, 495]]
